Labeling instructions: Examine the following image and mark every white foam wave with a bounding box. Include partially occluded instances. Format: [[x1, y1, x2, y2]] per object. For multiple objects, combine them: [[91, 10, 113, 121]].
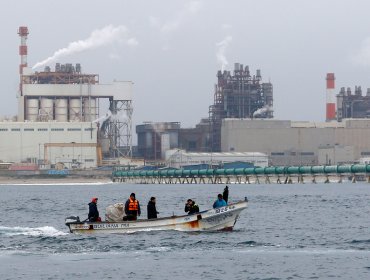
[[0, 226, 68, 237]]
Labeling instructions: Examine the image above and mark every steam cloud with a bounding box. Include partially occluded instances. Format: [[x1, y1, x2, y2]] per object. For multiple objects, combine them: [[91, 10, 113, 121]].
[[149, 1, 203, 50], [33, 25, 138, 70], [216, 36, 232, 71]]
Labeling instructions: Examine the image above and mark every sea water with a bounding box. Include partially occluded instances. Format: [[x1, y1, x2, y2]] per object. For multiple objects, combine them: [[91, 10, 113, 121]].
[[0, 183, 369, 279]]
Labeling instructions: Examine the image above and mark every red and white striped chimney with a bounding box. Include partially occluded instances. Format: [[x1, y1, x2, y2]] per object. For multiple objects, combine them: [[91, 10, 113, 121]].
[[18, 26, 29, 74], [18, 26, 29, 96], [326, 73, 336, 121]]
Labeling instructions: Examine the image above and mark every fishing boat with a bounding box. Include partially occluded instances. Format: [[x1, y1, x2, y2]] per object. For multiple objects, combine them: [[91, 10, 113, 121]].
[[65, 198, 248, 234]]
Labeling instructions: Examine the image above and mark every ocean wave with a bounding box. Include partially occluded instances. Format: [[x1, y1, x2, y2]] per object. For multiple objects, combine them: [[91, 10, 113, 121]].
[[0, 226, 69, 237]]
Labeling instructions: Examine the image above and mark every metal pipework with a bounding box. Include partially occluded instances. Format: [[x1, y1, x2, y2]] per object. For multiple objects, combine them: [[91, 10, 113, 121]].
[[113, 164, 370, 178]]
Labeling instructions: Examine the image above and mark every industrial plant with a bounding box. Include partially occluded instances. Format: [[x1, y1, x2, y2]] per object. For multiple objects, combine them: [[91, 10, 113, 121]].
[[2, 26, 370, 174], [135, 70, 370, 169], [209, 63, 273, 152], [0, 27, 133, 171]]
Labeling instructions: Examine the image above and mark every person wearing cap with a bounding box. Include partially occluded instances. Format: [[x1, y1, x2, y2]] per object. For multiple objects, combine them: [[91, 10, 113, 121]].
[[88, 197, 101, 222], [184, 199, 200, 215], [213, 193, 227, 208], [124, 193, 141, 221], [147, 197, 159, 219]]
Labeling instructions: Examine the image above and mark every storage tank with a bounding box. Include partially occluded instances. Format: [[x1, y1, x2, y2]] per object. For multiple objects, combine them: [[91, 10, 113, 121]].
[[40, 98, 53, 121], [69, 99, 81, 121], [83, 98, 97, 121], [26, 99, 39, 121], [55, 99, 68, 122]]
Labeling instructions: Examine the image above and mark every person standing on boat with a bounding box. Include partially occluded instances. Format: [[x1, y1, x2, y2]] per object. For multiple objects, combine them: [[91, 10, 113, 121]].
[[124, 193, 141, 221], [184, 199, 200, 215], [147, 197, 159, 219], [88, 197, 101, 222], [213, 194, 227, 208], [223, 186, 229, 203]]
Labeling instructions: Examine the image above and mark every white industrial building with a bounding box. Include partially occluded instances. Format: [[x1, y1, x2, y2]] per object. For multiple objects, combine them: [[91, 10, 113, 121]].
[[221, 118, 370, 166], [165, 149, 268, 169], [0, 122, 99, 168]]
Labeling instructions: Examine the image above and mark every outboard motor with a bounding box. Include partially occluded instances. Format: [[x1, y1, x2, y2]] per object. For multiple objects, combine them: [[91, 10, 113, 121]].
[[65, 216, 80, 225], [65, 216, 81, 233]]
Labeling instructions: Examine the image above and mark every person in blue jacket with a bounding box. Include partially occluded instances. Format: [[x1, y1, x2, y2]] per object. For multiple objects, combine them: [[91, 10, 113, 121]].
[[213, 194, 227, 208]]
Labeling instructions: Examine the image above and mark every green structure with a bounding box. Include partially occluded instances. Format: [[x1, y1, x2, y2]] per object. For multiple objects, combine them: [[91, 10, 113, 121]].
[[112, 164, 370, 184]]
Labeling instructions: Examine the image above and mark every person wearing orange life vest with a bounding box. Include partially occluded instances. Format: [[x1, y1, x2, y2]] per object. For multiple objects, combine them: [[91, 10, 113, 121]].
[[124, 193, 141, 221]]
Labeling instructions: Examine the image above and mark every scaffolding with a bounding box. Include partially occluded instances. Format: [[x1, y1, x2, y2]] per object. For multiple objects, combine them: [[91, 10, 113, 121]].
[[105, 99, 133, 158], [209, 63, 273, 152], [21, 63, 99, 86]]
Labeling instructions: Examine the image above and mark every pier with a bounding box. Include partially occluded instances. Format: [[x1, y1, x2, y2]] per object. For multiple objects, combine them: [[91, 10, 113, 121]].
[[112, 164, 370, 184]]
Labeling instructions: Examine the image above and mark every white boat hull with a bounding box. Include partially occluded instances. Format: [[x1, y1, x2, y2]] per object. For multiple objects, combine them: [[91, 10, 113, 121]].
[[66, 200, 248, 234]]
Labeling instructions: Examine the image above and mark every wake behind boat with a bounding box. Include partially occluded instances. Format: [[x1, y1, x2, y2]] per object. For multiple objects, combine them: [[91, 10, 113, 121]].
[[65, 198, 248, 234]]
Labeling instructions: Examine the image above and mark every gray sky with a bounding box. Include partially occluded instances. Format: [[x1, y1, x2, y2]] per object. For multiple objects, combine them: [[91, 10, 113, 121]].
[[2, 0, 370, 128]]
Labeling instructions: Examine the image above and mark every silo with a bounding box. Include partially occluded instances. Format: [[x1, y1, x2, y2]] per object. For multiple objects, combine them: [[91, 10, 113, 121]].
[[26, 99, 39, 121], [55, 99, 68, 122], [40, 98, 53, 121], [69, 99, 81, 121], [83, 98, 97, 121]]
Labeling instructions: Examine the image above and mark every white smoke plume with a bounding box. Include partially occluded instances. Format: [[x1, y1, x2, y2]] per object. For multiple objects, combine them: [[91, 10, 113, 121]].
[[33, 25, 138, 70], [93, 110, 112, 124], [352, 37, 370, 66], [216, 36, 232, 71], [110, 110, 128, 122], [149, 1, 203, 50], [253, 106, 273, 117]]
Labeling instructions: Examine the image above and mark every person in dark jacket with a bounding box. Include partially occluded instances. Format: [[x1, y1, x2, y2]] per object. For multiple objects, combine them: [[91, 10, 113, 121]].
[[124, 193, 141, 221], [223, 185, 229, 203], [147, 197, 159, 219], [88, 197, 101, 222], [184, 199, 200, 215]]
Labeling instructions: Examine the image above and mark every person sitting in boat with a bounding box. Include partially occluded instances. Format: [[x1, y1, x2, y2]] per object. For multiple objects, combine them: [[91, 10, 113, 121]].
[[147, 197, 159, 219], [213, 194, 227, 208], [184, 199, 200, 215], [88, 197, 101, 222], [124, 193, 141, 221], [223, 186, 229, 203]]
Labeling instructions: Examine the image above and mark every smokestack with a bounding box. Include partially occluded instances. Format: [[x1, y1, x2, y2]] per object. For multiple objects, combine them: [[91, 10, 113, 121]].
[[326, 73, 336, 121], [18, 26, 28, 75], [18, 26, 29, 96]]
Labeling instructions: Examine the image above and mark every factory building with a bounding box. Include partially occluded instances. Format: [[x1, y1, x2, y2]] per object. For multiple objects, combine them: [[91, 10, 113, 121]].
[[221, 118, 370, 166], [136, 122, 180, 160], [209, 63, 273, 152], [165, 149, 268, 169], [178, 119, 210, 152], [0, 122, 99, 168], [0, 26, 133, 168], [325, 72, 370, 122], [336, 86, 370, 121]]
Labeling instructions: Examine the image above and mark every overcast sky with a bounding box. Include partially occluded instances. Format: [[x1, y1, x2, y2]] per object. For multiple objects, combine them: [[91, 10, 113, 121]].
[[2, 0, 370, 128]]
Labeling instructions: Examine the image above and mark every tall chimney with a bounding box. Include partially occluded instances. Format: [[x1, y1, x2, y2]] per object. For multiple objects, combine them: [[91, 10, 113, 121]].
[[18, 26, 29, 74], [326, 73, 336, 121], [18, 26, 29, 96]]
